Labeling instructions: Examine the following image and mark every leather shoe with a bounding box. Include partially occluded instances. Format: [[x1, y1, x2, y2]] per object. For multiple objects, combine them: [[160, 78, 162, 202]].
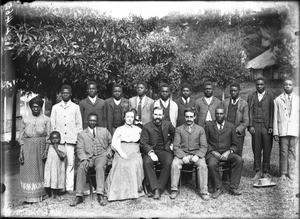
[[69, 196, 83, 206], [229, 188, 242, 196], [153, 189, 161, 200], [169, 190, 178, 199], [201, 194, 210, 201], [97, 194, 108, 206], [212, 188, 223, 199]]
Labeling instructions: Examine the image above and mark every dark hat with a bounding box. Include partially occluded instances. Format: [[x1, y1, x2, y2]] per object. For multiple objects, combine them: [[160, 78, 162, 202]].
[[29, 96, 44, 108]]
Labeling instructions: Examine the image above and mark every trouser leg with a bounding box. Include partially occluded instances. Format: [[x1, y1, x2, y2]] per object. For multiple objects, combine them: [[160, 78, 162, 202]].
[[252, 123, 262, 171], [262, 126, 273, 172], [75, 163, 87, 196], [279, 137, 289, 175], [143, 155, 160, 191], [236, 137, 245, 157], [156, 150, 173, 192], [195, 157, 208, 194], [227, 154, 244, 189], [170, 157, 182, 191], [94, 155, 108, 195], [65, 143, 75, 191], [207, 157, 222, 190]]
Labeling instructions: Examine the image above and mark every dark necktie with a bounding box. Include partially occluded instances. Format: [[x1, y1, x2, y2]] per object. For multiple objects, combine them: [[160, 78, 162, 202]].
[[137, 96, 142, 120], [93, 128, 95, 138]]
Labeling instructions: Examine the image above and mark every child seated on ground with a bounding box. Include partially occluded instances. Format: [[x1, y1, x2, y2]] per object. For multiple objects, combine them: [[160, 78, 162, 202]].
[[43, 131, 66, 199]]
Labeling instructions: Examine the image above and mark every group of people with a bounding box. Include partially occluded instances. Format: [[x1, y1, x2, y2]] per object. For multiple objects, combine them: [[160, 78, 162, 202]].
[[18, 76, 299, 207]]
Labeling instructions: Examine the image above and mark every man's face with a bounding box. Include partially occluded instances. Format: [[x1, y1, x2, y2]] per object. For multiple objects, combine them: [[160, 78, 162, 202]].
[[112, 87, 122, 100], [160, 86, 171, 101], [283, 80, 293, 94], [215, 108, 225, 124], [256, 80, 265, 94], [136, 84, 147, 97], [61, 88, 72, 102], [153, 109, 164, 125], [230, 86, 240, 100], [88, 115, 98, 129], [204, 85, 213, 98], [184, 111, 195, 126], [87, 84, 98, 98], [31, 103, 41, 116], [50, 133, 61, 144], [181, 88, 191, 99]]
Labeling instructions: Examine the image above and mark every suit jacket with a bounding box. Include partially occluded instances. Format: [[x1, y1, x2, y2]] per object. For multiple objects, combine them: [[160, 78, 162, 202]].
[[79, 96, 107, 129], [204, 121, 238, 160], [174, 97, 196, 127], [247, 91, 274, 129], [129, 95, 154, 125], [140, 120, 175, 155], [105, 97, 129, 135], [221, 97, 249, 137], [173, 124, 207, 159], [76, 127, 112, 161], [273, 92, 299, 137], [195, 96, 221, 127], [153, 98, 178, 127]]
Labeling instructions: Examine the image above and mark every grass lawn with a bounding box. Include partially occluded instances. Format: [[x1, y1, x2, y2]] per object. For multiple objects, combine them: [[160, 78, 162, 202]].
[[1, 81, 299, 218]]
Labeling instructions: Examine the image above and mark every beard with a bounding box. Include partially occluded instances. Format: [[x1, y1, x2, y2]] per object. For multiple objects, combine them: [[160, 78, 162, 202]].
[[154, 118, 162, 124]]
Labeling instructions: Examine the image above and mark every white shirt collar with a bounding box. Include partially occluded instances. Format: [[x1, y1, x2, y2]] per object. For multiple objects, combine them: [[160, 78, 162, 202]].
[[114, 98, 121, 105], [231, 97, 240, 105], [60, 100, 71, 108], [257, 91, 266, 97], [216, 121, 225, 129], [160, 98, 170, 107], [88, 96, 97, 104], [182, 97, 190, 104], [88, 127, 96, 135]]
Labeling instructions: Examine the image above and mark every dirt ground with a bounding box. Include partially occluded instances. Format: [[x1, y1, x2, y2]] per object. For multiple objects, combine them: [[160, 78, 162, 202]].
[[1, 132, 299, 218]]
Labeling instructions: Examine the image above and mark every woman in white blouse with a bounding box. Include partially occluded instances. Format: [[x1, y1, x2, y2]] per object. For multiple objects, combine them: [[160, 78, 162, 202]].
[[105, 109, 144, 201]]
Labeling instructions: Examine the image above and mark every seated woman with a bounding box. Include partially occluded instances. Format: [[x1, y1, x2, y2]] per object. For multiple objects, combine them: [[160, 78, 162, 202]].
[[105, 109, 144, 201]]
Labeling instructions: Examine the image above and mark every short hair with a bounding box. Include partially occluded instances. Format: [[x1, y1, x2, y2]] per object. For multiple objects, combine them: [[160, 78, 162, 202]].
[[136, 81, 148, 90], [87, 112, 98, 119], [215, 105, 225, 113], [61, 84, 72, 92], [50, 131, 61, 139], [87, 81, 98, 89], [125, 108, 137, 118], [153, 106, 164, 114], [230, 82, 240, 90], [181, 83, 191, 91], [256, 77, 266, 83], [204, 81, 214, 87], [29, 96, 44, 108], [112, 83, 123, 91], [159, 83, 171, 91], [184, 107, 197, 117], [283, 77, 294, 84]]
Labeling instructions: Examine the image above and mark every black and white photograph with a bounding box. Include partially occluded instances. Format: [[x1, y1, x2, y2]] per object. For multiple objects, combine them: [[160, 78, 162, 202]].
[[1, 1, 299, 217]]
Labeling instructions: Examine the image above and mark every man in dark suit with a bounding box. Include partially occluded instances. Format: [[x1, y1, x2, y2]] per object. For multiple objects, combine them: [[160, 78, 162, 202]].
[[174, 83, 196, 127], [205, 107, 244, 199], [70, 113, 112, 207], [140, 107, 175, 200], [195, 81, 221, 127], [105, 83, 129, 135], [170, 108, 209, 200], [247, 77, 274, 179], [79, 81, 107, 129], [221, 82, 249, 157]]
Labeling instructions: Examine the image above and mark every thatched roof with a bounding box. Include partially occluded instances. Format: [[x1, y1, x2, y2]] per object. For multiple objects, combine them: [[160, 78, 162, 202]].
[[246, 49, 276, 69]]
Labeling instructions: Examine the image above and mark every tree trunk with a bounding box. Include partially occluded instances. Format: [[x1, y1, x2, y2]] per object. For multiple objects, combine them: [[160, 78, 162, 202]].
[[11, 88, 17, 145]]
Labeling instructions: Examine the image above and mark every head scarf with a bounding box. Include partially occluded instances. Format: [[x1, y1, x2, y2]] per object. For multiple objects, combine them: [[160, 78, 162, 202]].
[[29, 96, 44, 108]]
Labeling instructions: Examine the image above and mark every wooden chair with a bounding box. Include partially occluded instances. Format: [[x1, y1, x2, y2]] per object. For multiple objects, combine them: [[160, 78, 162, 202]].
[[208, 161, 232, 190], [87, 164, 112, 200], [179, 163, 198, 194]]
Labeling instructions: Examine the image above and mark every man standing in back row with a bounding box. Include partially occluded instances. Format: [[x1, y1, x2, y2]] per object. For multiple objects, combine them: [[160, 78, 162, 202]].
[[51, 85, 82, 193], [79, 81, 106, 129], [195, 81, 221, 127], [247, 77, 274, 180], [221, 82, 249, 157], [129, 81, 154, 126], [273, 78, 299, 180]]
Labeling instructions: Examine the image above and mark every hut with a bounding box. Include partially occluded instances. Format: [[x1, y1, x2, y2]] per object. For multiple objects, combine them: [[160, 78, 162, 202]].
[[246, 48, 279, 81]]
